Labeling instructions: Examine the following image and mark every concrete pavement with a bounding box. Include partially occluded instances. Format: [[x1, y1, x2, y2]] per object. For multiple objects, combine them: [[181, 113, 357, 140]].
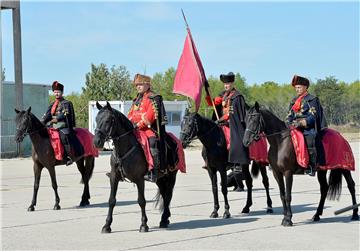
[[1, 141, 359, 250]]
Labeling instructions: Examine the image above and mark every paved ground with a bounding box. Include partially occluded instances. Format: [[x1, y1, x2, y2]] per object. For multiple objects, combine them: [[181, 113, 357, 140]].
[[1, 141, 359, 250]]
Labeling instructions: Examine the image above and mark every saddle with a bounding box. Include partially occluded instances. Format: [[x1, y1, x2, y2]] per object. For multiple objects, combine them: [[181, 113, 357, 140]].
[[48, 128, 99, 161], [134, 130, 186, 173], [290, 128, 354, 171]]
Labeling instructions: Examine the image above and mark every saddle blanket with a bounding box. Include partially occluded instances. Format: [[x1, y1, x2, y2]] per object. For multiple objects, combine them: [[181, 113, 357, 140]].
[[290, 128, 355, 171], [221, 126, 269, 165], [134, 130, 186, 173], [48, 128, 99, 161]]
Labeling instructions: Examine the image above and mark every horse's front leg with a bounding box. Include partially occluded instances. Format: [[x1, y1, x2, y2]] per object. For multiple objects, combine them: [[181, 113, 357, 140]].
[[283, 171, 293, 226], [28, 162, 43, 211], [157, 171, 177, 228], [272, 169, 288, 225], [313, 170, 328, 221], [260, 163, 273, 213], [101, 171, 120, 233], [136, 179, 149, 232], [219, 169, 230, 218], [242, 164, 253, 214], [208, 167, 219, 218], [47, 166, 61, 210]]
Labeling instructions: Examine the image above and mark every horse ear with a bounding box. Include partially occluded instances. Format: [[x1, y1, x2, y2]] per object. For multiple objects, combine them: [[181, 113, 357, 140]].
[[14, 108, 20, 114], [255, 102, 260, 112], [96, 101, 103, 110], [26, 107, 32, 114], [106, 101, 112, 110]]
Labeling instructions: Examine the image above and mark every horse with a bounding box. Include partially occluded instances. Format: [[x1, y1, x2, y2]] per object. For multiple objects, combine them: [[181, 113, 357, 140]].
[[14, 107, 95, 211], [180, 111, 273, 219], [243, 102, 359, 226], [93, 101, 178, 233]]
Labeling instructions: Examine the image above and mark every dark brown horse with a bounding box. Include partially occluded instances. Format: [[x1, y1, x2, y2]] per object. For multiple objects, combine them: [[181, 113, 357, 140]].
[[14, 107, 95, 211], [243, 102, 359, 226], [180, 111, 273, 219], [93, 102, 178, 233]]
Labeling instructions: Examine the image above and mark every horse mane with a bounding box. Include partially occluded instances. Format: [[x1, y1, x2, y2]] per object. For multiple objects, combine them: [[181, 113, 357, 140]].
[[110, 108, 134, 131], [259, 107, 287, 130], [30, 113, 49, 138]]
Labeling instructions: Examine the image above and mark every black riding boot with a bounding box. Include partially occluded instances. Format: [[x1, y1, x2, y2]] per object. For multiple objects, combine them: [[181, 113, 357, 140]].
[[233, 163, 243, 175], [144, 147, 160, 183], [305, 135, 317, 176], [63, 142, 74, 166], [233, 170, 245, 191]]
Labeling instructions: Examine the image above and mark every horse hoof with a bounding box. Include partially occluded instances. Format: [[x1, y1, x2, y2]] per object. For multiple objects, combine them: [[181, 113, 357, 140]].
[[27, 206, 35, 212], [351, 214, 359, 221], [79, 201, 90, 207], [139, 225, 149, 232], [210, 212, 218, 218], [159, 220, 170, 228], [312, 215, 320, 222], [282, 220, 293, 227], [53, 205, 61, 210], [223, 212, 231, 219], [241, 208, 250, 214], [101, 226, 111, 233], [266, 208, 273, 214]]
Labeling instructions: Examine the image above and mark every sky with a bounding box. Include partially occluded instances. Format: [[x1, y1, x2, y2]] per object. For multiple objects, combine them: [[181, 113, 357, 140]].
[[1, 0, 359, 95]]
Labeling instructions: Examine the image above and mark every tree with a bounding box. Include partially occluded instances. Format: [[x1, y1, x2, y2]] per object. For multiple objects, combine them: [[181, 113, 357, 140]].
[[313, 76, 346, 125], [82, 63, 132, 101]]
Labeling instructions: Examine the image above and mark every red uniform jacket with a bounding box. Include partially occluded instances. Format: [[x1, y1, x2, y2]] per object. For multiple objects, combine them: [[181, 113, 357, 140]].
[[128, 90, 156, 138], [205, 89, 236, 122]]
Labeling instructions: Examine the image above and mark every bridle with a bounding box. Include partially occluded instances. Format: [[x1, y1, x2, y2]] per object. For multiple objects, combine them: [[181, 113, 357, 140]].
[[181, 116, 218, 144], [16, 115, 46, 141], [95, 114, 134, 142]]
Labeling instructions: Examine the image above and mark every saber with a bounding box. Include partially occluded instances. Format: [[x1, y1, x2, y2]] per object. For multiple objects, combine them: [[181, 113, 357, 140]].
[[334, 203, 360, 215]]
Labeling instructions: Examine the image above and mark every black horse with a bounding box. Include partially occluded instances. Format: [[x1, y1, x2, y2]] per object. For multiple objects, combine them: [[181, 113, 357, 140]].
[[93, 102, 178, 233], [243, 102, 359, 226], [14, 107, 95, 211], [180, 111, 273, 218]]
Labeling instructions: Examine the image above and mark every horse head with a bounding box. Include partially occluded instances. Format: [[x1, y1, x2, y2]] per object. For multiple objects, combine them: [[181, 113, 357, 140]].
[[93, 101, 116, 148], [243, 102, 263, 147], [180, 111, 200, 148], [14, 107, 32, 143]]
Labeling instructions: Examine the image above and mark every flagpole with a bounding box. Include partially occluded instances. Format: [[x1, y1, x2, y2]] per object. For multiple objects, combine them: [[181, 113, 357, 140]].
[[181, 9, 219, 120]]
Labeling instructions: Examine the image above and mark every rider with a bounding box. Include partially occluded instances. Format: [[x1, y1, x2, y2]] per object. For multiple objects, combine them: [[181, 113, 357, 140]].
[[128, 73, 167, 182], [42, 81, 79, 165], [205, 72, 250, 175], [286, 75, 327, 176]]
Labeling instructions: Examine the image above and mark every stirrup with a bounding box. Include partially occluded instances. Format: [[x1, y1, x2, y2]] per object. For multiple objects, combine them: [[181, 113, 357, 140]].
[[305, 167, 316, 176], [233, 165, 243, 174], [144, 171, 157, 183], [66, 157, 73, 166]]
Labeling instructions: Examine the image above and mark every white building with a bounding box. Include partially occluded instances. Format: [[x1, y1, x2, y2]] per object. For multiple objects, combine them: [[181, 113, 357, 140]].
[[88, 100, 188, 149]]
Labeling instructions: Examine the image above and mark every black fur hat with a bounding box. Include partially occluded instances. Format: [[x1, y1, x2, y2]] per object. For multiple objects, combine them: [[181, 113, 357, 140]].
[[52, 81, 64, 91], [220, 72, 235, 83], [291, 75, 310, 87]]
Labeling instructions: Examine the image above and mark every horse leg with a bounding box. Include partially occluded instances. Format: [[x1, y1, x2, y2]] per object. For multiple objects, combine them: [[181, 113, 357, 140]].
[[219, 168, 231, 218], [272, 170, 288, 225], [136, 179, 149, 232], [283, 171, 293, 226], [241, 164, 253, 214], [158, 171, 177, 228], [101, 171, 120, 233], [76, 158, 90, 207], [47, 166, 61, 210], [342, 170, 359, 220], [28, 162, 43, 211], [313, 170, 328, 221], [208, 167, 219, 218], [260, 164, 273, 213]]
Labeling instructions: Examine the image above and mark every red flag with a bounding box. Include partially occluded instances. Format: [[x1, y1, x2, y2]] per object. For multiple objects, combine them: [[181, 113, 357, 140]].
[[173, 29, 206, 111]]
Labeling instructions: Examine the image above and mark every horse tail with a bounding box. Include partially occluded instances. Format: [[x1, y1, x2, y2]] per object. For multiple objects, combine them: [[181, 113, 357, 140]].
[[251, 161, 260, 178], [80, 156, 95, 184], [154, 189, 164, 212], [327, 169, 342, 200]]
